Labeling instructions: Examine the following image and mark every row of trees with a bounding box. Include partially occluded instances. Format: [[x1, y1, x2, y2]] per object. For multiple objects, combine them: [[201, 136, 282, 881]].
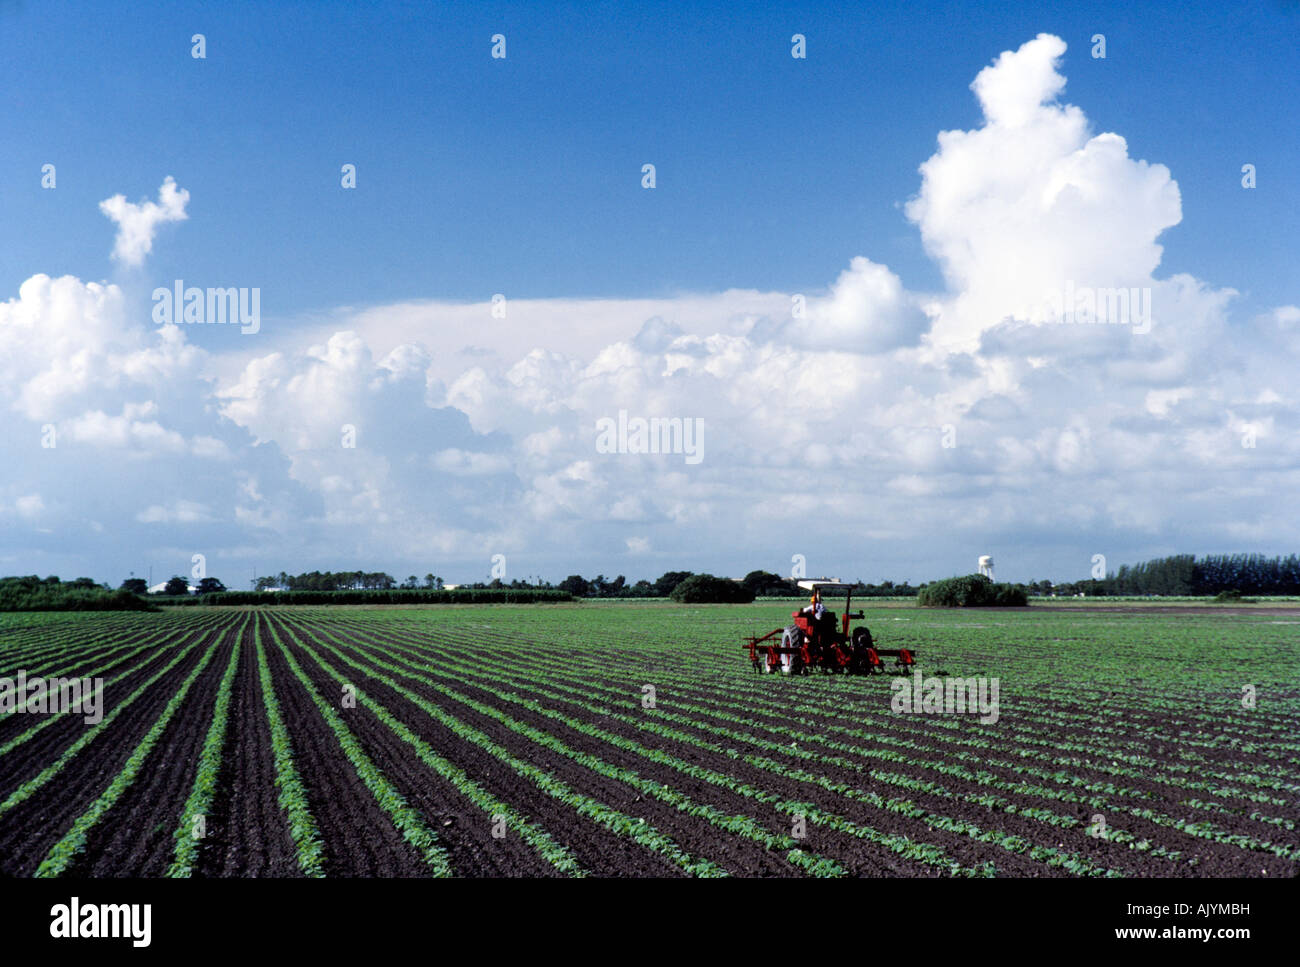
[[555, 571, 690, 598], [170, 588, 573, 606], [548, 570, 926, 601], [122, 572, 446, 595], [251, 571, 430, 591], [119, 577, 227, 595], [1117, 554, 1300, 596], [1023, 554, 1300, 597], [439, 556, 1300, 601], [117, 569, 696, 599], [0, 575, 153, 612], [13, 551, 1297, 612]]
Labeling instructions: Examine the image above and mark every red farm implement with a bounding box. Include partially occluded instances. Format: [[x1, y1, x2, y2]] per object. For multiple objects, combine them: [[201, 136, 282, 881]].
[[743, 579, 916, 675]]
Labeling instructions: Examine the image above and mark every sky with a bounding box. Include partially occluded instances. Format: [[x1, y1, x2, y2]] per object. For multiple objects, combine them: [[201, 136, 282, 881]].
[[1, 0, 1297, 588]]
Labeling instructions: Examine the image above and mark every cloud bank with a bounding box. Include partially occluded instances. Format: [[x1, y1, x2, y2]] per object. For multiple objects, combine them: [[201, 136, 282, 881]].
[[3, 36, 1296, 585]]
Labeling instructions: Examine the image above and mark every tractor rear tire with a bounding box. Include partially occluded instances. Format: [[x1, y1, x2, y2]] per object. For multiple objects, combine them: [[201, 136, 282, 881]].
[[851, 627, 874, 675], [781, 626, 804, 675]]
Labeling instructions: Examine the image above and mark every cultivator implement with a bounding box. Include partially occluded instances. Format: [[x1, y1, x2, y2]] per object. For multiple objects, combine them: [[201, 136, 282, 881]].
[[742, 579, 915, 676]]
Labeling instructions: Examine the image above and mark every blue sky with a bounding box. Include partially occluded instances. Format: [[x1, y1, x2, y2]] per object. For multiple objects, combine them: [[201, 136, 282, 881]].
[[4, 1, 1296, 316], [1, 1, 1298, 588]]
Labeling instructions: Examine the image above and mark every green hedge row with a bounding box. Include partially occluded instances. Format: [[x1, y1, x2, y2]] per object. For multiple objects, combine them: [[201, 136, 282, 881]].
[[0, 587, 156, 612], [164, 588, 575, 606]]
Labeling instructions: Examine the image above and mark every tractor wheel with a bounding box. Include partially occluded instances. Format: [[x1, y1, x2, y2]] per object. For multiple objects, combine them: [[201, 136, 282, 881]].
[[781, 626, 804, 675], [851, 627, 874, 674]]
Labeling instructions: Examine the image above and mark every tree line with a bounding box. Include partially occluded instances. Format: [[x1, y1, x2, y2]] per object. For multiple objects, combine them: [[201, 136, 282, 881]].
[[6, 553, 1299, 612], [1034, 554, 1300, 597], [0, 575, 153, 612], [251, 571, 429, 591], [554, 571, 926, 599], [120, 577, 226, 596], [168, 588, 572, 606], [209, 556, 1300, 601]]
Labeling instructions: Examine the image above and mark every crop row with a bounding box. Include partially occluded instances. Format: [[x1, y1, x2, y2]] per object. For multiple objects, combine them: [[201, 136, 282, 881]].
[[261, 617, 454, 876], [35, 633, 225, 876], [267, 619, 585, 875], [326, 612, 1297, 868], [254, 615, 326, 876], [271, 617, 736, 877], [169, 615, 248, 877], [0, 633, 210, 819], [284, 615, 991, 877], [306, 615, 1117, 876]]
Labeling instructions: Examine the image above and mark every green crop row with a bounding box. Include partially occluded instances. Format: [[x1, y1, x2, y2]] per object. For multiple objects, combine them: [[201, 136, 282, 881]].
[[332, 621, 1143, 861], [254, 615, 326, 877], [329, 611, 1293, 874], [267, 617, 584, 876], [1, 619, 207, 722], [530, 640, 1297, 820], [168, 616, 247, 877], [263, 618, 453, 876], [36, 634, 224, 877], [274, 618, 728, 877], [290, 615, 989, 878], [319, 618, 1115, 877], [0, 621, 220, 757], [0, 634, 208, 819]]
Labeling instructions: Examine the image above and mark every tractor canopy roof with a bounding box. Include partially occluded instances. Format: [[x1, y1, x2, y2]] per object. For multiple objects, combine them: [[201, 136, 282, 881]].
[[796, 579, 853, 592]]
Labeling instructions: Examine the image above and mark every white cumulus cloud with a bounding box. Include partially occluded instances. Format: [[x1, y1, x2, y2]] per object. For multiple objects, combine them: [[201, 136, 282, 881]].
[[99, 176, 190, 267], [906, 33, 1182, 352], [6, 38, 1298, 585]]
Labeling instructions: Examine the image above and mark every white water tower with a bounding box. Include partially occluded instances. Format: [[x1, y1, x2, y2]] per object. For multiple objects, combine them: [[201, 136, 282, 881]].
[[978, 555, 995, 580]]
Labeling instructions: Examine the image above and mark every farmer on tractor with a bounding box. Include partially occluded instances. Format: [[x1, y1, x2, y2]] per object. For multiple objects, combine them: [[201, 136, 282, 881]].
[[742, 577, 917, 675], [801, 590, 826, 621]]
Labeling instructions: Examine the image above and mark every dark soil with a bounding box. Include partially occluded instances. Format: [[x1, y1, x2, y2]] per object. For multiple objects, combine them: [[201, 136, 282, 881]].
[[0, 626, 221, 876], [64, 623, 240, 876], [192, 615, 301, 877], [4, 609, 1295, 878]]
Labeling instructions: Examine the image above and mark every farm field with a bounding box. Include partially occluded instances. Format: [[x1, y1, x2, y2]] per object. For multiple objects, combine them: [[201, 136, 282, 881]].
[[0, 602, 1297, 878]]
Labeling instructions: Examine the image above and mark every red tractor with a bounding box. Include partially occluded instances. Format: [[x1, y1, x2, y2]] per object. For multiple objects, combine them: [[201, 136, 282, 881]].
[[743, 579, 916, 675]]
